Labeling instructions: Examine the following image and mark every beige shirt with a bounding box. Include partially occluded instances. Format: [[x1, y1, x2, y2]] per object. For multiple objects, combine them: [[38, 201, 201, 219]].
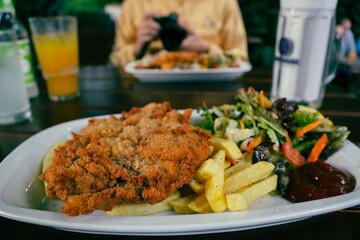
[[111, 0, 248, 67]]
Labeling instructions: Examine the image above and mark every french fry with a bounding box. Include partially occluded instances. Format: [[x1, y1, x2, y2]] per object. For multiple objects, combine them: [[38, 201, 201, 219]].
[[211, 150, 226, 164], [204, 150, 227, 212], [224, 161, 275, 194], [224, 154, 252, 179], [187, 194, 213, 213], [224, 160, 232, 169], [188, 179, 205, 194], [209, 137, 242, 161], [106, 191, 180, 216], [196, 158, 219, 181], [226, 175, 278, 211], [170, 194, 197, 214]]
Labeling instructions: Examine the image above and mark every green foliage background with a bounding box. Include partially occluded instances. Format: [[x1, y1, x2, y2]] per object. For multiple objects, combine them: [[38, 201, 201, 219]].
[[63, 0, 116, 14]]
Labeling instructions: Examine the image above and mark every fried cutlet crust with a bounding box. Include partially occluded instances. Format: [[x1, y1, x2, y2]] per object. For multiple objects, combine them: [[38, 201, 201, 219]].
[[40, 102, 212, 216]]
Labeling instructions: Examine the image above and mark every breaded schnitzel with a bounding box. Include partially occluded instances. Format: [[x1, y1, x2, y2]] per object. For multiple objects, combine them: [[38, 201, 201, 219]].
[[40, 102, 212, 216]]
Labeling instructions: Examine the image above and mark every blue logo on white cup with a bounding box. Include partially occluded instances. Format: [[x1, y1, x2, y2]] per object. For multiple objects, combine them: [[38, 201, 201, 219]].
[[279, 37, 293, 55]]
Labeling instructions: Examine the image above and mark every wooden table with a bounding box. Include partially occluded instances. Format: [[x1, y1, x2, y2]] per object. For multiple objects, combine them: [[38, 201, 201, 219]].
[[1, 66, 360, 239]]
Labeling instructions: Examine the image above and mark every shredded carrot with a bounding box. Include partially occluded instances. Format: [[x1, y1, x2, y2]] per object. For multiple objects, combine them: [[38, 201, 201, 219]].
[[247, 132, 265, 153], [239, 119, 245, 129], [295, 119, 323, 138], [259, 90, 272, 109], [259, 90, 265, 107], [307, 133, 328, 162]]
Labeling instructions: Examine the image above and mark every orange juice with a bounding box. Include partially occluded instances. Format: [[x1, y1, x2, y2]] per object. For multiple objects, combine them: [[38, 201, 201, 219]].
[[32, 32, 79, 97], [46, 74, 78, 96]]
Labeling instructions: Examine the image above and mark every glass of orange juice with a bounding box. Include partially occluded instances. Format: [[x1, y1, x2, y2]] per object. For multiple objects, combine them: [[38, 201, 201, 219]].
[[29, 16, 79, 102]]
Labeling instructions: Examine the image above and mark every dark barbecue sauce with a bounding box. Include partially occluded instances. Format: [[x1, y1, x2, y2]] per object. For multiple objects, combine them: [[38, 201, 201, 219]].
[[287, 160, 356, 203]]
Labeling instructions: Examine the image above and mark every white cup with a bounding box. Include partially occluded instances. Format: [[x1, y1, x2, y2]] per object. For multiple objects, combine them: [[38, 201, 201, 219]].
[[271, 0, 339, 109]]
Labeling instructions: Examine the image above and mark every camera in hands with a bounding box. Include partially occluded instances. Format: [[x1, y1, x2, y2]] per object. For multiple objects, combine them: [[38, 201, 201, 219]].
[[153, 13, 187, 51]]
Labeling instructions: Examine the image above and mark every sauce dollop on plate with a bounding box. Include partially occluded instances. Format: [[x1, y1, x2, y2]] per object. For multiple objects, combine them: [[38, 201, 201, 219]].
[[287, 160, 356, 203]]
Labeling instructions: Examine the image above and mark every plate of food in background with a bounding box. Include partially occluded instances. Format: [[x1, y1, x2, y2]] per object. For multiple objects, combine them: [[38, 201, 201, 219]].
[[125, 51, 252, 82]]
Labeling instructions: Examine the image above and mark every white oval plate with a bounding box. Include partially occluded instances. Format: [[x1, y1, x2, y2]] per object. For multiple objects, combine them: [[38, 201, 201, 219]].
[[124, 61, 252, 82], [0, 112, 360, 236]]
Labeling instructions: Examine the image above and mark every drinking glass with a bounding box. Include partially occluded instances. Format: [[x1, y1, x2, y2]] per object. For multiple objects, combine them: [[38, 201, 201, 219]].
[[0, 27, 32, 125], [29, 16, 79, 102]]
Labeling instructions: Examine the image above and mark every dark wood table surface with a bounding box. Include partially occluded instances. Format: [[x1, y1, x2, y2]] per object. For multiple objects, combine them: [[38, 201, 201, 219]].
[[1, 66, 360, 239]]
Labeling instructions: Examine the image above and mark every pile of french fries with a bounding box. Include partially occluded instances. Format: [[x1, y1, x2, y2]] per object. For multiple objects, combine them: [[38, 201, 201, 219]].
[[170, 137, 277, 214]]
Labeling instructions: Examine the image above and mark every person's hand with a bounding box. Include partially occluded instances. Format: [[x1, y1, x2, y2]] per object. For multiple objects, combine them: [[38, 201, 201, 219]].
[[347, 51, 357, 61], [133, 12, 162, 58], [179, 21, 209, 53]]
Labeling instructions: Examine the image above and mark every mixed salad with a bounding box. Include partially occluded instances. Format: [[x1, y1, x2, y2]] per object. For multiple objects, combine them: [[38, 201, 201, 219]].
[[197, 87, 353, 201], [201, 52, 241, 69]]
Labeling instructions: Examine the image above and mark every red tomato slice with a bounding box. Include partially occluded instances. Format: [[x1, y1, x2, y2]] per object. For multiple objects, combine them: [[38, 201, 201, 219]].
[[281, 142, 306, 167]]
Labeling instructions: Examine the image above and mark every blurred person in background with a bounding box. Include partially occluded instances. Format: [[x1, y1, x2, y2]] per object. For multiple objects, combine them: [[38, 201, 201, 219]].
[[110, 0, 248, 67], [356, 36, 360, 58], [335, 18, 357, 89], [339, 18, 357, 61]]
